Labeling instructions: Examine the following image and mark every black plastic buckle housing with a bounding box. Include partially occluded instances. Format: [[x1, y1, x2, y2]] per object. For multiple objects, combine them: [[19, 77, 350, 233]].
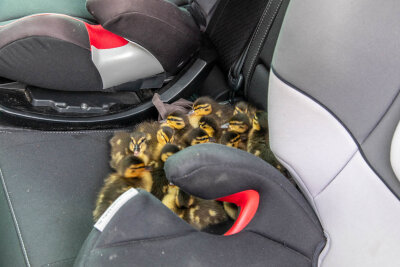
[[228, 67, 244, 104]]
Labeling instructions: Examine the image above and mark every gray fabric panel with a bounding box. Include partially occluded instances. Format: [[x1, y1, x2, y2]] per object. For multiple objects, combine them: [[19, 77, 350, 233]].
[[165, 143, 325, 260], [87, 0, 201, 74], [0, 180, 27, 267], [272, 0, 400, 143], [75, 190, 315, 267], [0, 0, 93, 22], [0, 14, 90, 50], [0, 37, 103, 91], [362, 89, 400, 196], [0, 130, 115, 266]]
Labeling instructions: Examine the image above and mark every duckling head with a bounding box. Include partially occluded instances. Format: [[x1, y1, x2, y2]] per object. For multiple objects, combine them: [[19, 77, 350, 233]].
[[160, 144, 180, 162], [129, 131, 151, 157], [252, 111, 268, 131], [234, 101, 249, 115], [185, 128, 210, 146], [192, 96, 215, 116], [199, 115, 220, 139], [157, 126, 175, 145], [118, 155, 149, 179], [228, 113, 251, 134], [166, 111, 188, 130], [220, 131, 241, 148]]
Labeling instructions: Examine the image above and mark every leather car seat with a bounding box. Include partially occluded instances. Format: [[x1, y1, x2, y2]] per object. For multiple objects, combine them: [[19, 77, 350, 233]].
[[268, 0, 400, 265], [0, 0, 200, 92]]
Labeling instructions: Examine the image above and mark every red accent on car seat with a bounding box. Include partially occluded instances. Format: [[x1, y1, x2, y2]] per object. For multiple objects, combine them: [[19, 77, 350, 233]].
[[217, 190, 260, 236], [84, 23, 128, 49]]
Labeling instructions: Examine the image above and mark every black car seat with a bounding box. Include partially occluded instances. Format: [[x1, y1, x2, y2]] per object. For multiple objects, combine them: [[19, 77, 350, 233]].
[[0, 1, 293, 266], [268, 0, 400, 265], [0, 0, 199, 92]]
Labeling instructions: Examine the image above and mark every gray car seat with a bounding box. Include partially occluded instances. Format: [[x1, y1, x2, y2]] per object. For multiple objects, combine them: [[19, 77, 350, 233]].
[[269, 0, 400, 266]]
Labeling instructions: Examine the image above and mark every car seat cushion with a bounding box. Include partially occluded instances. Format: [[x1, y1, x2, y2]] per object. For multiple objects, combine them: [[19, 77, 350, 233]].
[[87, 0, 201, 74]]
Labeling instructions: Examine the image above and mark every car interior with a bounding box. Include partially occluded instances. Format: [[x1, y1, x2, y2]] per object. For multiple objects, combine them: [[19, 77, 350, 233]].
[[0, 0, 399, 266]]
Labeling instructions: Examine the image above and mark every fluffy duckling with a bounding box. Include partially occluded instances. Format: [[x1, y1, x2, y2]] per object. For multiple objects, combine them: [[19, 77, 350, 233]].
[[162, 186, 228, 230], [220, 131, 241, 148], [234, 101, 257, 123], [247, 111, 280, 167], [129, 131, 153, 165], [189, 96, 233, 127], [93, 155, 153, 222], [149, 144, 181, 200], [182, 128, 210, 147], [228, 113, 252, 150], [199, 115, 221, 142], [166, 111, 192, 142], [109, 131, 132, 170]]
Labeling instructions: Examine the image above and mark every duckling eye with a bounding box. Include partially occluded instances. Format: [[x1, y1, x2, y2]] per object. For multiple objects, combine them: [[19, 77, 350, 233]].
[[138, 138, 146, 145]]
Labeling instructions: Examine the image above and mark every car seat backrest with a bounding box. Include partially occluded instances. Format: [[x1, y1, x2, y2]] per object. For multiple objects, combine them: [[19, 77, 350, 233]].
[[268, 0, 400, 266]]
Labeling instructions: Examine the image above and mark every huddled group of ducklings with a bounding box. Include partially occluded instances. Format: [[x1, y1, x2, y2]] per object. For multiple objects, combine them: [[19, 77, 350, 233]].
[[93, 96, 288, 230]]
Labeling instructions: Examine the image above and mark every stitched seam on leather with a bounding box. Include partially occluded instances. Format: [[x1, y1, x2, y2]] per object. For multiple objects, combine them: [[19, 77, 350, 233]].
[[41, 256, 75, 267], [315, 149, 359, 198], [247, 230, 311, 261], [171, 164, 323, 230], [0, 167, 31, 267], [245, 0, 282, 86], [96, 231, 196, 249]]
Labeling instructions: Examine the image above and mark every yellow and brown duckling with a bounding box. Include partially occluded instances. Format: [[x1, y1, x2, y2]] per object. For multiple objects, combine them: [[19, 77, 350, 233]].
[[228, 113, 252, 150], [93, 155, 153, 222], [247, 111, 279, 167], [189, 96, 233, 127], [129, 131, 153, 165], [162, 186, 228, 230], [166, 111, 192, 142], [182, 128, 210, 147], [199, 115, 221, 142], [109, 131, 132, 170], [220, 131, 241, 148], [234, 101, 257, 122]]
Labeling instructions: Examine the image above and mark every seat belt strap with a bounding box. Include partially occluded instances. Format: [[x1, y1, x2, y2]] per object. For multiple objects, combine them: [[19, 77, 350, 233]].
[[228, 0, 284, 104]]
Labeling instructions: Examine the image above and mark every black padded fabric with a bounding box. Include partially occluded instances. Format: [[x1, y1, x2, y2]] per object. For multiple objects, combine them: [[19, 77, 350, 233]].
[[0, 37, 103, 91], [87, 0, 201, 75], [75, 144, 325, 266], [0, 129, 116, 266], [272, 0, 400, 198], [0, 14, 90, 50], [206, 0, 267, 72], [0, 0, 93, 22]]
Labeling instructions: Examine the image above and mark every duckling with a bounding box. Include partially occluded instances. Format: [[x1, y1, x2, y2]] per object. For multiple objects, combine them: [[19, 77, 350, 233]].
[[152, 126, 175, 161], [109, 131, 132, 170], [189, 96, 233, 127], [228, 113, 252, 150], [129, 131, 153, 165], [149, 144, 181, 200], [220, 131, 241, 148], [93, 155, 153, 222], [182, 128, 210, 147], [162, 185, 228, 230], [246, 111, 280, 167], [199, 115, 221, 142], [166, 111, 192, 142], [234, 101, 257, 123]]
